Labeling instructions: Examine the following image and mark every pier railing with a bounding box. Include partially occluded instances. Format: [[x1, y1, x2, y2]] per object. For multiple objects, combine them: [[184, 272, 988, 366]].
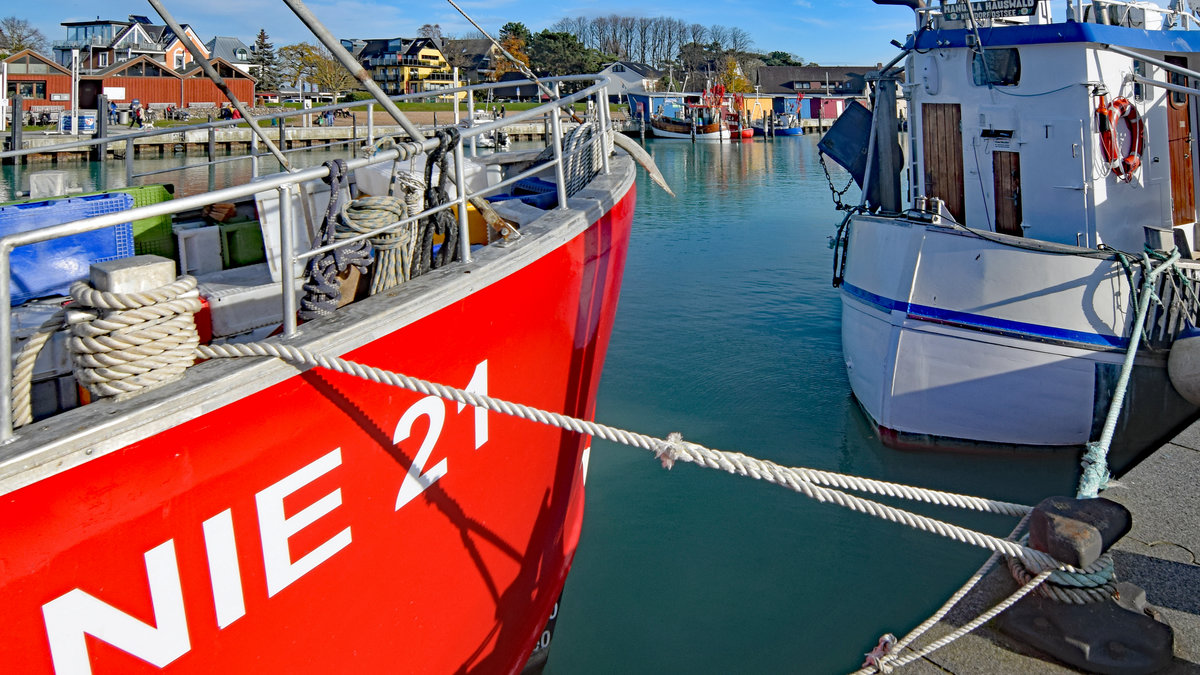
[[1, 75, 604, 195], [0, 74, 615, 442]]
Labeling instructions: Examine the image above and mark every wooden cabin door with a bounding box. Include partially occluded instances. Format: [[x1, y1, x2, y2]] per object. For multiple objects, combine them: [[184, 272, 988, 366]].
[[1167, 55, 1196, 225], [922, 103, 966, 223], [993, 151, 1023, 236]]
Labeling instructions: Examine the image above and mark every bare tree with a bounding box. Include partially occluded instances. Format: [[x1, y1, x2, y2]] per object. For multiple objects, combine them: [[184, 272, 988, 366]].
[[728, 27, 753, 55], [0, 17, 48, 56], [310, 46, 357, 101], [708, 25, 729, 52], [635, 17, 652, 64], [418, 24, 443, 39]]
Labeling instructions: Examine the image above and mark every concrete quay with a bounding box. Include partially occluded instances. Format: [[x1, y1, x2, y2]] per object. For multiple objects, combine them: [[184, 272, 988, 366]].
[[890, 428, 1200, 674]]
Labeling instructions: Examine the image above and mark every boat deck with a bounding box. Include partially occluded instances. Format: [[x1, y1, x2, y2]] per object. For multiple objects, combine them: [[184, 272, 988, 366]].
[[897, 429, 1200, 673]]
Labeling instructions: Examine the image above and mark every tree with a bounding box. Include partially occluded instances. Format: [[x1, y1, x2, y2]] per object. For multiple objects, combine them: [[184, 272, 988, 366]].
[[418, 24, 443, 39], [310, 46, 357, 101], [493, 23, 531, 81], [0, 17, 48, 57], [762, 50, 804, 67], [249, 29, 282, 92], [719, 56, 752, 93], [499, 22, 531, 43], [528, 31, 603, 79], [278, 43, 320, 90]]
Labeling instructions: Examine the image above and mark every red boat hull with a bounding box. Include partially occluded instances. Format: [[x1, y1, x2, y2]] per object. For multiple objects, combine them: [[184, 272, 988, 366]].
[[0, 185, 636, 674]]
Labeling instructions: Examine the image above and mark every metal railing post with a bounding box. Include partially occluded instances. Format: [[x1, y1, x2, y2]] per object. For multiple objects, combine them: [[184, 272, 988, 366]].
[[250, 132, 259, 178], [454, 142, 472, 263], [467, 89, 477, 157], [279, 184, 298, 337], [367, 103, 374, 149], [0, 247, 12, 442], [597, 85, 611, 175], [550, 82, 568, 209]]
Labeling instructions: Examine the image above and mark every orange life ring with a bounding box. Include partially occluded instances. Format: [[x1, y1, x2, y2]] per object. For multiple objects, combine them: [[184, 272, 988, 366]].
[[1097, 95, 1145, 182]]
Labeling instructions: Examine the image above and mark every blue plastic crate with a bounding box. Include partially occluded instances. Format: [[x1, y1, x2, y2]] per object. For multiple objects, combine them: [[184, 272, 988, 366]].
[[486, 177, 560, 210], [0, 193, 135, 305]]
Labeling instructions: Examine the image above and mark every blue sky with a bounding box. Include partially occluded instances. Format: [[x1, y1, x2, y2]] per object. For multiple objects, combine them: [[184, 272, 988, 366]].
[[21, 1, 1176, 66]]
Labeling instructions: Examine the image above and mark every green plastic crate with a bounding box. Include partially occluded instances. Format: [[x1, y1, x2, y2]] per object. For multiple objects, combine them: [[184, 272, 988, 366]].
[[219, 220, 265, 268]]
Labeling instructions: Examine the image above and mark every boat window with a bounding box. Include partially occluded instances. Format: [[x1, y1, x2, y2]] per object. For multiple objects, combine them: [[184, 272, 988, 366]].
[[1133, 60, 1147, 100], [1170, 69, 1189, 107], [971, 48, 1021, 87]]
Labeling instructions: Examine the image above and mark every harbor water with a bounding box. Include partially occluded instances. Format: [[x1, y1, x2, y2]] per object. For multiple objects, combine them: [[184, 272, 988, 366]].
[[1, 138, 1085, 673]]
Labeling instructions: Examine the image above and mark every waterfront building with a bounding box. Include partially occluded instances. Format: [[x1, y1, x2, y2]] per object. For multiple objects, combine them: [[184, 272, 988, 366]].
[[597, 62, 663, 101], [340, 37, 455, 98], [52, 15, 209, 75]]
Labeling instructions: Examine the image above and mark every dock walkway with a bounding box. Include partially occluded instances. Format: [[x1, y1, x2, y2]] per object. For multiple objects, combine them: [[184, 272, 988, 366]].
[[895, 428, 1200, 673]]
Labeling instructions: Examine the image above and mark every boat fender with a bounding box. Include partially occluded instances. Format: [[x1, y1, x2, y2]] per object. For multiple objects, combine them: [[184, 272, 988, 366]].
[[1096, 95, 1145, 183], [1167, 325, 1200, 406]]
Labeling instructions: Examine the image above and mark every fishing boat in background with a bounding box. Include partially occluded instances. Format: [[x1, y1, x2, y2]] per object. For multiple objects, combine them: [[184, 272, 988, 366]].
[[0, 3, 639, 672], [822, 0, 1200, 460], [725, 93, 755, 139], [753, 111, 805, 136], [650, 88, 731, 140]]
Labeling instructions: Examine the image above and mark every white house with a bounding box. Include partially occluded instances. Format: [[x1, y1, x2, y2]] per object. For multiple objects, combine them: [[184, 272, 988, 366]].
[[597, 61, 661, 99]]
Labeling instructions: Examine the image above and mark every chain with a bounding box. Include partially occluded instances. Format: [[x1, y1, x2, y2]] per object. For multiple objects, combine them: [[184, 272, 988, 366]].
[[820, 151, 857, 211]]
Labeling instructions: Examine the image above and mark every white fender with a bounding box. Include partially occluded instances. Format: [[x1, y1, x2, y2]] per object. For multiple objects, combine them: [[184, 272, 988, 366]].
[[1168, 327, 1200, 406]]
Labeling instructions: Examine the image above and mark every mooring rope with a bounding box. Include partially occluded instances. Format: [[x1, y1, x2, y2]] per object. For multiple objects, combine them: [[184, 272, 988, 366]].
[[12, 251, 1156, 671], [299, 159, 375, 320]]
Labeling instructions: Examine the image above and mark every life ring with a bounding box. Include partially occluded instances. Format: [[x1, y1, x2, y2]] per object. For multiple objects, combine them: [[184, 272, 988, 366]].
[[1097, 95, 1145, 182]]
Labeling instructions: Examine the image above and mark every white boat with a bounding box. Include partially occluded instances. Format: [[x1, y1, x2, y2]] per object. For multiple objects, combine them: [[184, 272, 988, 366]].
[[460, 108, 510, 149], [824, 0, 1200, 457]]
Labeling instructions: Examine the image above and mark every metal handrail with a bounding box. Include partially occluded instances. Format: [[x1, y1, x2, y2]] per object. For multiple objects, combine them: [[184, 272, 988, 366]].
[[0, 75, 613, 443]]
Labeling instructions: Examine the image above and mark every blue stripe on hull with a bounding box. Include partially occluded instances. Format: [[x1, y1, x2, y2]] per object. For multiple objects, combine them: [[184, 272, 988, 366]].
[[841, 282, 1128, 349]]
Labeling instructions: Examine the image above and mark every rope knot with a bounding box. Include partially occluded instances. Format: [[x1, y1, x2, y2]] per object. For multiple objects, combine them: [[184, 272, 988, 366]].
[[654, 432, 686, 469], [862, 633, 897, 673]]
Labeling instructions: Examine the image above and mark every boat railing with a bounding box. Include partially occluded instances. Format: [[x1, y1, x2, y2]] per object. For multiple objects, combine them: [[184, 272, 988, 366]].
[[912, 1, 1194, 30], [0, 74, 616, 443], [1143, 261, 1200, 349], [1, 75, 611, 196]]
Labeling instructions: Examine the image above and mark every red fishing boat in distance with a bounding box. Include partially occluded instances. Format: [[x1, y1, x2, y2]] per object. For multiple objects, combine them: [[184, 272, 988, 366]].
[[0, 53, 638, 674]]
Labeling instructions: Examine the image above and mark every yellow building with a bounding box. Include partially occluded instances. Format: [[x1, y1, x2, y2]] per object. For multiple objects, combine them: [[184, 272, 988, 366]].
[[342, 37, 458, 99]]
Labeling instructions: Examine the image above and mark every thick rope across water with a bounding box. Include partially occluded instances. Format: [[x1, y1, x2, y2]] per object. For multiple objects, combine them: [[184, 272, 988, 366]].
[[195, 340, 1101, 576]]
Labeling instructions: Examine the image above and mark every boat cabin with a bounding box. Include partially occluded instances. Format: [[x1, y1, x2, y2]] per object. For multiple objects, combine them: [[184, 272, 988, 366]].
[[897, 0, 1200, 254]]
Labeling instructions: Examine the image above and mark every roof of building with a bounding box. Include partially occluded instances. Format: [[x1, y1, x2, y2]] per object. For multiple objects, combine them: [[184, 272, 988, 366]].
[[179, 57, 256, 81], [602, 61, 662, 78], [756, 65, 879, 93], [441, 38, 494, 70], [86, 54, 182, 79], [204, 36, 252, 64], [3, 49, 72, 76]]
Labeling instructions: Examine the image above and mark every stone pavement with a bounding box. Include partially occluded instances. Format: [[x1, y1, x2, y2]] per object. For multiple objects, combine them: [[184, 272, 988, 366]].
[[885, 429, 1200, 674]]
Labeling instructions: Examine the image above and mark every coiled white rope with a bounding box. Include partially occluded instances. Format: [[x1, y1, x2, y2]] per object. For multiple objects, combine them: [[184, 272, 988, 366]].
[[12, 276, 201, 424]]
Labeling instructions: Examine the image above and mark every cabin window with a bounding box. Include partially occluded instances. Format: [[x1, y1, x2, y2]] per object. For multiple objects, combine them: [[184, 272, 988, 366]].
[[7, 81, 47, 99], [1133, 60, 1147, 100], [1170, 67, 1189, 107], [971, 48, 1021, 87]]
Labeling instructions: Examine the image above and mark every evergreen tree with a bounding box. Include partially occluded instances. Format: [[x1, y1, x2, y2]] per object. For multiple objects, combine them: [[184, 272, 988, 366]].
[[250, 29, 282, 92]]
